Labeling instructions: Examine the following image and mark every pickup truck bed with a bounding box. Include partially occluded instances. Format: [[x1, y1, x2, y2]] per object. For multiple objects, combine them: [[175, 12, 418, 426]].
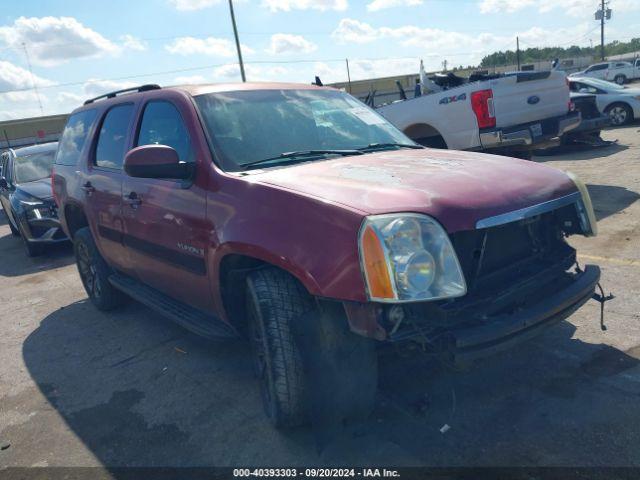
[[377, 70, 579, 156]]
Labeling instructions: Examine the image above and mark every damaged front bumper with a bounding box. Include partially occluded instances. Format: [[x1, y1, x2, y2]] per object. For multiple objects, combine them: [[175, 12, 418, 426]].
[[447, 264, 599, 365], [343, 264, 601, 366]]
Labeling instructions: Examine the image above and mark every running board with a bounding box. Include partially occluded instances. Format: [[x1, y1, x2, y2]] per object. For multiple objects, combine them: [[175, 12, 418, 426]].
[[109, 273, 238, 340]]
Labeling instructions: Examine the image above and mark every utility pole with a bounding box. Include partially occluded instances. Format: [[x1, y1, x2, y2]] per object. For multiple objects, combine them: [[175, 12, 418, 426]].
[[228, 0, 246, 82], [600, 0, 605, 61], [22, 43, 43, 115], [345, 59, 352, 94], [516, 36, 521, 71]]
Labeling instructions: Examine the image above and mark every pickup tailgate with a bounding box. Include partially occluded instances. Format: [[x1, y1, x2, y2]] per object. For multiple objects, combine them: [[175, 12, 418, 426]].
[[493, 71, 569, 128]]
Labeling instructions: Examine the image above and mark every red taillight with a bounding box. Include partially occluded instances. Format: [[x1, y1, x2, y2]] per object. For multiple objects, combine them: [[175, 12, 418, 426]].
[[471, 89, 496, 129], [568, 100, 575, 112]]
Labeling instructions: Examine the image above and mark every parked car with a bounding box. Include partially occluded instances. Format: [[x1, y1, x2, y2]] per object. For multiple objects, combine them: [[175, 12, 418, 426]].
[[377, 70, 580, 160], [569, 77, 640, 126], [0, 142, 67, 256], [53, 83, 602, 428], [569, 60, 640, 85]]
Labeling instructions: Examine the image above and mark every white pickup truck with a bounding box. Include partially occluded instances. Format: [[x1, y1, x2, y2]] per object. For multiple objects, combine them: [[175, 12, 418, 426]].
[[377, 70, 580, 159], [569, 60, 640, 85]]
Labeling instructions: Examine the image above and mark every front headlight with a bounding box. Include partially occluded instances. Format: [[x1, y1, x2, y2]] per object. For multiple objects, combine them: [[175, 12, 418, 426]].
[[359, 214, 467, 302], [566, 171, 597, 237]]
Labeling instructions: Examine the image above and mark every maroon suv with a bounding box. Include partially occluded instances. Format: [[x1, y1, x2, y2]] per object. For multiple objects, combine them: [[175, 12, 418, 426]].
[[53, 82, 602, 428]]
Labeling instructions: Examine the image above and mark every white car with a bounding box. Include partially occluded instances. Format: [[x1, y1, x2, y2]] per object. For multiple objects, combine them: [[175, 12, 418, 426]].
[[569, 60, 640, 85], [569, 77, 640, 126]]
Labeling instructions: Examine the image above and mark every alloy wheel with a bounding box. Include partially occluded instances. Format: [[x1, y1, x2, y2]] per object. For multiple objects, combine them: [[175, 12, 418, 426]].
[[609, 106, 628, 126], [77, 242, 101, 300]]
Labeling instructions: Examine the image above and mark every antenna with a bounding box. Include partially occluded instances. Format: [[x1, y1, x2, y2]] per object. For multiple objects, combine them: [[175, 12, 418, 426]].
[[22, 43, 44, 115]]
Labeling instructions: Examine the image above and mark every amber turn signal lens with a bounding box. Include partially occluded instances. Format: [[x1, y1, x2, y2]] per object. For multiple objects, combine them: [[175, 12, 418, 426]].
[[361, 225, 395, 299]]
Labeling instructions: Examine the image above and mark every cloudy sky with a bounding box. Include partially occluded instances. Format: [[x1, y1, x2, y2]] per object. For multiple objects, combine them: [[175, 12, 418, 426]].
[[1, 0, 639, 119]]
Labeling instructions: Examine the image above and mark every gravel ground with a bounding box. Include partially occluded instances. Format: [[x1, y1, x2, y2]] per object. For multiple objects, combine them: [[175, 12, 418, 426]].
[[0, 124, 639, 469]]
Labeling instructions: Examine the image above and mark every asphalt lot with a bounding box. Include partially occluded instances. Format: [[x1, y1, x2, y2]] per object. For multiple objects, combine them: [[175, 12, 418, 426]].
[[1, 124, 639, 469]]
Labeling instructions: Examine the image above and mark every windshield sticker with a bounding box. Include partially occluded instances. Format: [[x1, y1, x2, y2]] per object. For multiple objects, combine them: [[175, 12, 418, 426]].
[[349, 107, 387, 125]]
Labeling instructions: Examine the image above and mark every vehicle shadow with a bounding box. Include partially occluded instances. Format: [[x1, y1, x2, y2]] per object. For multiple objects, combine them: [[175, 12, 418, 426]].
[[534, 142, 628, 161], [19, 299, 640, 468], [0, 232, 73, 277], [587, 183, 640, 222]]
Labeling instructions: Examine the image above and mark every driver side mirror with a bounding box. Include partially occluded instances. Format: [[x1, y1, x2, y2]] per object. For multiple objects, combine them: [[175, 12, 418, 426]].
[[0, 177, 8, 189], [124, 145, 193, 180]]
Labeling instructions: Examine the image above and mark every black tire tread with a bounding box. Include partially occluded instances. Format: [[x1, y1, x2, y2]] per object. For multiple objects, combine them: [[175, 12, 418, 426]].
[[247, 268, 314, 427], [74, 227, 125, 311]]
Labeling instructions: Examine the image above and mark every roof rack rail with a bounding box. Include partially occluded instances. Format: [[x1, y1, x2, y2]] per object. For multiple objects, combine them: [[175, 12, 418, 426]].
[[83, 84, 161, 105]]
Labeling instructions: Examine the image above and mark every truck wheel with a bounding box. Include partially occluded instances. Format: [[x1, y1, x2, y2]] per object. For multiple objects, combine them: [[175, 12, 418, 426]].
[[74, 227, 125, 311], [605, 103, 633, 126], [245, 268, 314, 428], [614, 74, 626, 85]]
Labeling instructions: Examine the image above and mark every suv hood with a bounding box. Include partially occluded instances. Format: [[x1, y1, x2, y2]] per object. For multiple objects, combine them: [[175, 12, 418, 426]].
[[16, 178, 53, 201], [253, 148, 578, 233]]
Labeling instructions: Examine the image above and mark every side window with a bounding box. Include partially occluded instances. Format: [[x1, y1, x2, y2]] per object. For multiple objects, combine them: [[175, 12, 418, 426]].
[[55, 109, 98, 166], [136, 101, 192, 162], [95, 104, 135, 169]]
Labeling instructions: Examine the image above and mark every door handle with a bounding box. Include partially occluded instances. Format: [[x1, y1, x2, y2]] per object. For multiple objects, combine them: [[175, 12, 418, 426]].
[[125, 191, 142, 208], [81, 182, 95, 195]]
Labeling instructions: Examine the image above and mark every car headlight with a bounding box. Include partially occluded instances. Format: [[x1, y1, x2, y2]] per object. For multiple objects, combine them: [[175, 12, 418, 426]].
[[566, 171, 597, 237], [359, 214, 467, 302]]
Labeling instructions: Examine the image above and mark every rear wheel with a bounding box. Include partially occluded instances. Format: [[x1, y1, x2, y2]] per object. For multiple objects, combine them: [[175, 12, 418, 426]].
[[74, 227, 125, 311], [606, 103, 633, 126], [614, 74, 626, 85]]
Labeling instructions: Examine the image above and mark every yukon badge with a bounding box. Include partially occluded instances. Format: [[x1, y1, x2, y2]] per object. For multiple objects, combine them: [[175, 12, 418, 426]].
[[177, 242, 204, 257], [527, 95, 540, 105]]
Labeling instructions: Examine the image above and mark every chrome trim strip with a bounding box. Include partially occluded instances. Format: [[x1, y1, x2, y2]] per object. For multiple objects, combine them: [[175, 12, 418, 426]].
[[476, 191, 581, 229]]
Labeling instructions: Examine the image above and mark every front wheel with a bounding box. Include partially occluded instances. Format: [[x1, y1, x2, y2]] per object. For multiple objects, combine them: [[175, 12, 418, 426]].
[[246, 268, 313, 428], [606, 103, 633, 126], [74, 227, 126, 311]]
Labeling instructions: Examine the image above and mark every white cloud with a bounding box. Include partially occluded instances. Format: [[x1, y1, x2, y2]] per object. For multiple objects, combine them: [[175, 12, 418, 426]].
[[165, 36, 254, 57], [266, 34, 317, 55], [0, 16, 118, 66], [367, 0, 422, 12], [0, 60, 53, 92], [213, 63, 290, 81], [478, 0, 639, 17], [332, 18, 380, 43], [82, 79, 137, 98], [261, 0, 347, 12], [173, 75, 208, 84], [121, 34, 147, 51], [168, 0, 221, 10]]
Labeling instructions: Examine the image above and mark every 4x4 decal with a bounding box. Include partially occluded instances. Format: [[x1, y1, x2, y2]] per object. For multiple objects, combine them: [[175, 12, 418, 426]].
[[439, 93, 467, 105]]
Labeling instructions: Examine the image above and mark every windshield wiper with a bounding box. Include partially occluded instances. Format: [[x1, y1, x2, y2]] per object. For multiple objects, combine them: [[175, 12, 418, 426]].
[[357, 142, 424, 152], [242, 149, 363, 170]]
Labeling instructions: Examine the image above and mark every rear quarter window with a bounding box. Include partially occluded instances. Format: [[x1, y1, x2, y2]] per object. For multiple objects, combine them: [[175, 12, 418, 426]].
[[55, 109, 98, 166]]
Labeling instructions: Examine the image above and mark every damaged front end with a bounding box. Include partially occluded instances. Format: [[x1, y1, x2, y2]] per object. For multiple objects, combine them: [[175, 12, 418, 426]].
[[345, 183, 611, 367]]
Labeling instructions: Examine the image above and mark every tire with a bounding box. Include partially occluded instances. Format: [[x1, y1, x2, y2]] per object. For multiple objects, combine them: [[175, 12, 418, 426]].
[[7, 216, 20, 236], [245, 268, 314, 428], [15, 220, 44, 257], [614, 74, 626, 86], [605, 103, 633, 126], [23, 238, 44, 257], [74, 227, 125, 311]]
